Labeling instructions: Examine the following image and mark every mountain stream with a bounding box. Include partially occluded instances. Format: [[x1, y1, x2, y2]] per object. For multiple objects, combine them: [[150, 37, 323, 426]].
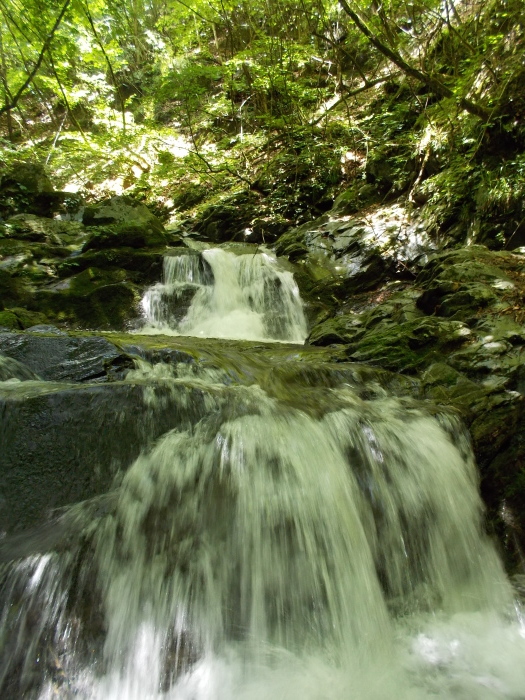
[[1, 248, 524, 699]]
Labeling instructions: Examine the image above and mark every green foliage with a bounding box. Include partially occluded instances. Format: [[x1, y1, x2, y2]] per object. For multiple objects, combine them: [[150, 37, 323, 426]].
[[0, 0, 524, 247]]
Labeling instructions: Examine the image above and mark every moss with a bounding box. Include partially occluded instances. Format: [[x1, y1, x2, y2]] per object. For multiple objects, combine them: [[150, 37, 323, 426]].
[[273, 227, 309, 260], [308, 315, 364, 345], [83, 222, 168, 251], [30, 268, 140, 330], [0, 310, 21, 329], [56, 247, 166, 284], [348, 317, 469, 373], [9, 308, 48, 329]]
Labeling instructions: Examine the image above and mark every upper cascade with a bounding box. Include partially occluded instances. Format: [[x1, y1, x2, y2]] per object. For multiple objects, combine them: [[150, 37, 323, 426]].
[[140, 248, 308, 343]]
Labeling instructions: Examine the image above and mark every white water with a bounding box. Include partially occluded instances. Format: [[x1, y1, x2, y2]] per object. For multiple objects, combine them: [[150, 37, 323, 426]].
[[140, 248, 308, 343], [2, 365, 525, 699]]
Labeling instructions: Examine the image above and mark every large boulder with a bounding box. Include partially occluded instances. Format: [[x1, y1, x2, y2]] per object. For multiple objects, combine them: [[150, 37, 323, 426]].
[[0, 161, 80, 219], [0, 330, 134, 382], [55, 246, 166, 285], [0, 378, 210, 532], [30, 268, 140, 330], [82, 196, 168, 250]]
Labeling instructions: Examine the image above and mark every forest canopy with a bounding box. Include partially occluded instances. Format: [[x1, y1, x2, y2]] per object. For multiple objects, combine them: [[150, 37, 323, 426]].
[[1, 0, 525, 245]]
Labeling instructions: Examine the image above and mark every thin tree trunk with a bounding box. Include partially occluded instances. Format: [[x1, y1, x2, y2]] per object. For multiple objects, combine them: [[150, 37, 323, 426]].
[[80, 0, 126, 133], [0, 23, 14, 139], [0, 0, 72, 116]]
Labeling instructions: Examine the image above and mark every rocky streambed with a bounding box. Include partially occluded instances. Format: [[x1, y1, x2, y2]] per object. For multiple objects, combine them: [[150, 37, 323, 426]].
[[1, 168, 524, 573]]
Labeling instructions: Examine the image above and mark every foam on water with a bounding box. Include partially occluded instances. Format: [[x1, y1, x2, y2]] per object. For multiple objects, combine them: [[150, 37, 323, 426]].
[[1, 370, 523, 699], [140, 249, 308, 343]]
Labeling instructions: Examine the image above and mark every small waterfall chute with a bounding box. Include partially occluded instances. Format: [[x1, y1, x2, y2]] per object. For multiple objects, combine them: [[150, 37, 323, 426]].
[[140, 248, 308, 343]]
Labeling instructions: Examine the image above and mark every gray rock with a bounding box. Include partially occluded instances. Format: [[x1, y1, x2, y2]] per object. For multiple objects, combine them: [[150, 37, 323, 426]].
[[0, 378, 211, 531], [0, 332, 134, 382], [0, 354, 40, 381]]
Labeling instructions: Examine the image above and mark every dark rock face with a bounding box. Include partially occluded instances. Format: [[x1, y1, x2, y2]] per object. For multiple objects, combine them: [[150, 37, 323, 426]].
[[0, 378, 209, 532], [0, 331, 134, 383]]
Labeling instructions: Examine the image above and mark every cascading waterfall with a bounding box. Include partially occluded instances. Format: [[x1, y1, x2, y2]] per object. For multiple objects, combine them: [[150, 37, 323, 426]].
[[139, 248, 308, 343], [1, 361, 525, 699], [1, 260, 525, 699]]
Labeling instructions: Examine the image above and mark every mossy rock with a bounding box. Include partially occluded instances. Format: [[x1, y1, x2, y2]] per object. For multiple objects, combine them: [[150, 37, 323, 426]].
[[0, 311, 20, 330], [31, 268, 140, 329], [308, 315, 365, 345], [249, 215, 290, 244], [417, 246, 518, 286], [172, 183, 208, 211], [0, 269, 30, 308], [5, 308, 48, 329], [415, 246, 524, 321], [0, 160, 54, 218], [57, 247, 166, 283], [0, 238, 29, 256], [347, 317, 470, 372], [83, 222, 168, 251], [417, 281, 498, 319], [193, 191, 260, 243], [83, 196, 164, 231], [311, 251, 389, 300], [4, 214, 80, 246], [274, 227, 309, 260]]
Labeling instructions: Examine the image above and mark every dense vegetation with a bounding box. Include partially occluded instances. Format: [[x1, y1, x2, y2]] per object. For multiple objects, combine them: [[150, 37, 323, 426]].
[[1, 0, 525, 248], [1, 0, 525, 575]]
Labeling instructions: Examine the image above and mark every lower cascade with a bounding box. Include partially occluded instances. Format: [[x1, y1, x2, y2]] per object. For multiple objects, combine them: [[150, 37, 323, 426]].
[[1, 355, 525, 700], [139, 248, 308, 343]]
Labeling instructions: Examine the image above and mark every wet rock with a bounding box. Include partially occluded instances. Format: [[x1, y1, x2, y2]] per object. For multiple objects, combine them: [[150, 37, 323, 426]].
[[0, 354, 39, 381], [0, 379, 212, 531], [0, 331, 134, 383], [26, 324, 67, 335]]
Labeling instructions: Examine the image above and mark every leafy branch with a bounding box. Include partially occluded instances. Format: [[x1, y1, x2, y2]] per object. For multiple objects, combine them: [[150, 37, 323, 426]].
[[338, 0, 491, 121], [0, 0, 72, 116]]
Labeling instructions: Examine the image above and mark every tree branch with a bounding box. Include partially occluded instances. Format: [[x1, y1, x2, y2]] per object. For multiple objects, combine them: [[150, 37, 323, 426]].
[[310, 73, 400, 126], [338, 0, 490, 121], [0, 0, 72, 116]]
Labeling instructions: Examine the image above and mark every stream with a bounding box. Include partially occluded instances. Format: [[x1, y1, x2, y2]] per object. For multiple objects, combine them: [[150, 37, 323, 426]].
[[1, 248, 525, 699]]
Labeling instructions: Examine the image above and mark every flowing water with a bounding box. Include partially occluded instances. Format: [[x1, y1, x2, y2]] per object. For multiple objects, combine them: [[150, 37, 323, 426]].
[[1, 250, 525, 699], [139, 248, 307, 343]]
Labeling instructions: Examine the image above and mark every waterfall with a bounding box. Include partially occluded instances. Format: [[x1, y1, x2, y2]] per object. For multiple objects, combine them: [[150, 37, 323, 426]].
[[139, 248, 308, 343], [1, 356, 525, 699]]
